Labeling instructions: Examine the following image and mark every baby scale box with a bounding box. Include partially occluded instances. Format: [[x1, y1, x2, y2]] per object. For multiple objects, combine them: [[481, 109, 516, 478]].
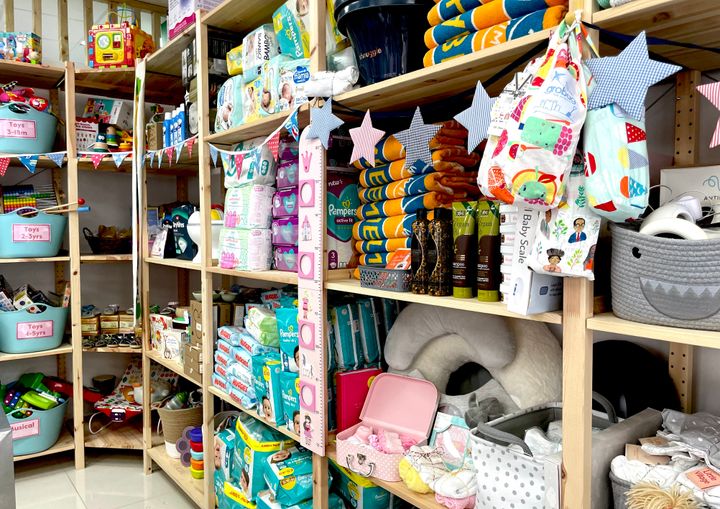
[[335, 373, 439, 482]]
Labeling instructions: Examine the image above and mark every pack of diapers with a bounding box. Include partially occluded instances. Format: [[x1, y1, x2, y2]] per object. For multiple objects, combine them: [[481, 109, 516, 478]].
[[232, 413, 293, 501], [279, 371, 300, 435], [256, 490, 344, 509], [253, 354, 284, 427], [273, 246, 298, 272], [242, 72, 278, 121], [330, 304, 361, 370], [246, 306, 279, 346], [226, 44, 243, 76], [219, 479, 255, 509], [224, 185, 274, 229], [242, 24, 279, 83], [215, 428, 235, 481], [263, 445, 313, 505], [219, 227, 272, 271], [252, 353, 270, 417], [327, 171, 360, 269], [272, 216, 299, 246], [380, 298, 401, 337], [276, 139, 299, 189], [276, 306, 299, 372], [224, 138, 277, 188], [357, 298, 382, 365], [272, 0, 311, 58], [215, 76, 244, 132], [276, 57, 310, 112], [272, 189, 298, 218], [330, 461, 396, 509]]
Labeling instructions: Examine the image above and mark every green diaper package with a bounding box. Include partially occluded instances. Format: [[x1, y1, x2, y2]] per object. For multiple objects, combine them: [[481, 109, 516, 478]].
[[276, 306, 299, 373], [246, 306, 279, 346], [262, 445, 313, 506], [256, 490, 344, 509], [279, 371, 300, 435]]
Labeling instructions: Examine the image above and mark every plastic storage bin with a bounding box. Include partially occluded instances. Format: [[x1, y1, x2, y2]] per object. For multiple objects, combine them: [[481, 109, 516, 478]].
[[0, 305, 68, 354], [6, 397, 69, 456], [0, 208, 67, 258], [0, 102, 58, 154]]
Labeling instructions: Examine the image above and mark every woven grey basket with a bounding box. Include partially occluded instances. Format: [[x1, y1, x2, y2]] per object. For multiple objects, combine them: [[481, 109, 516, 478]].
[[609, 471, 630, 509], [610, 223, 720, 331]]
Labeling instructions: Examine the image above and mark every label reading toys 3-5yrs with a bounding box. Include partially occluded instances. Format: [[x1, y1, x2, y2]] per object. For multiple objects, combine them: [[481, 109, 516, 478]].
[[17, 320, 54, 339], [11, 419, 40, 439], [0, 119, 36, 139], [12, 224, 51, 242]]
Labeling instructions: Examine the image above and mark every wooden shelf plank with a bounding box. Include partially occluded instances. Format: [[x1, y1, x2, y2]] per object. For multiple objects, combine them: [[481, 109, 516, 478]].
[[209, 386, 300, 442], [85, 419, 162, 449], [83, 346, 141, 354], [13, 427, 74, 462], [0, 60, 65, 89], [326, 279, 563, 324], [203, 0, 286, 33], [148, 444, 205, 506], [206, 107, 309, 146], [80, 254, 133, 263], [146, 349, 200, 387], [0, 343, 73, 362], [326, 444, 443, 509], [0, 256, 70, 264], [588, 313, 720, 348], [207, 265, 298, 284], [146, 257, 202, 271], [74, 67, 185, 104], [147, 24, 195, 77]]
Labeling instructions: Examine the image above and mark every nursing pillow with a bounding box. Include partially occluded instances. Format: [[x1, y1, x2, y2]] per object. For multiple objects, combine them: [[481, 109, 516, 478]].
[[384, 304, 561, 409]]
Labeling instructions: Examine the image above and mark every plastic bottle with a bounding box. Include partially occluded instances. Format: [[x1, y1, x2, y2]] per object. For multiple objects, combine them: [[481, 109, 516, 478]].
[[177, 104, 186, 143], [163, 112, 171, 148], [410, 209, 429, 294], [428, 208, 453, 296], [164, 391, 188, 410]]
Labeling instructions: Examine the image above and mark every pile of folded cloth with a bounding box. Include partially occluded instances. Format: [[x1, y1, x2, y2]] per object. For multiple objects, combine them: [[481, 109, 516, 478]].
[[423, 0, 568, 67], [351, 120, 481, 273]]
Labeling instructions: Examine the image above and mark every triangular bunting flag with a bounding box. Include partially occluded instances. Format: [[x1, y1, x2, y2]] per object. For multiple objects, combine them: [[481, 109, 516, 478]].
[[234, 153, 244, 171], [627, 149, 648, 170], [210, 145, 219, 166], [186, 137, 196, 158], [47, 152, 66, 168], [220, 152, 231, 172], [267, 132, 281, 161], [175, 144, 182, 163], [112, 152, 129, 168], [284, 109, 299, 141], [625, 122, 646, 143], [148, 151, 156, 167], [157, 149, 164, 168], [18, 155, 39, 173], [0, 157, 9, 177], [90, 153, 104, 169], [165, 147, 174, 166]]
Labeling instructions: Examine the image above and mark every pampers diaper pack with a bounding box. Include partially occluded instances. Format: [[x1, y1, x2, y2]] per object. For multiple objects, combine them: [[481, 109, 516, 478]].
[[327, 171, 360, 269], [279, 371, 300, 435], [357, 298, 382, 366], [224, 185, 274, 229], [272, 189, 298, 218], [226, 44, 243, 76], [276, 306, 299, 372], [276, 140, 299, 189], [215, 428, 235, 481], [263, 445, 313, 505], [272, 216, 299, 246], [242, 24, 279, 83], [276, 57, 310, 112], [218, 227, 272, 271], [261, 356, 285, 427], [272, 0, 311, 58], [225, 137, 277, 188], [273, 246, 297, 272], [233, 413, 294, 500], [215, 76, 244, 132], [330, 460, 397, 509], [330, 303, 361, 370]]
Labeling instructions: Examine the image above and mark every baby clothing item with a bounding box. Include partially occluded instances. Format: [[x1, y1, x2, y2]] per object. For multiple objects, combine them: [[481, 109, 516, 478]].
[[400, 445, 447, 493], [303, 67, 359, 98]]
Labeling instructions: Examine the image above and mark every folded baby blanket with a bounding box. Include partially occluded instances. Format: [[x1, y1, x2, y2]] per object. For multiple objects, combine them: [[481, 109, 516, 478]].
[[359, 173, 477, 203], [426, 0, 566, 47], [359, 159, 434, 188], [356, 238, 411, 254], [353, 214, 419, 240], [357, 192, 455, 219], [423, 6, 567, 67]]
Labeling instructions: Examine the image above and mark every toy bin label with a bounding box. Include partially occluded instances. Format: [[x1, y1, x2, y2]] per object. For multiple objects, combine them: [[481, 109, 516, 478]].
[[12, 224, 51, 242], [0, 119, 36, 139], [17, 320, 54, 339], [11, 419, 40, 439]]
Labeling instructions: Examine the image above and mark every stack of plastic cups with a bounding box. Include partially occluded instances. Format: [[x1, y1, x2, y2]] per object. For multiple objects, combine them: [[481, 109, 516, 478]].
[[188, 427, 204, 479], [498, 204, 518, 301]]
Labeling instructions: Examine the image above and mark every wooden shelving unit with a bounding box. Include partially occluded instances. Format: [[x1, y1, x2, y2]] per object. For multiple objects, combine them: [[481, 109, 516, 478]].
[[85, 419, 162, 450], [145, 257, 202, 271], [146, 349, 200, 387], [0, 344, 73, 362], [13, 428, 75, 462], [147, 444, 205, 506], [0, 256, 70, 263]]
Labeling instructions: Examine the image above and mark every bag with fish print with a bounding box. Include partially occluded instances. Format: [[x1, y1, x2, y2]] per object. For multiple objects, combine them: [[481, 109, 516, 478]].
[[485, 20, 589, 210]]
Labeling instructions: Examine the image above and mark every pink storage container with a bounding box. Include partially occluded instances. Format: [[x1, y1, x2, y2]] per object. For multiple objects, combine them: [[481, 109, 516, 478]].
[[335, 373, 438, 482]]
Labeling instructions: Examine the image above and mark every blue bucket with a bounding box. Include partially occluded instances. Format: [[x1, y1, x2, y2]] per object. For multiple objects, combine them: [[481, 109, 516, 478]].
[[0, 102, 58, 154], [6, 396, 69, 456], [0, 305, 67, 354], [0, 208, 67, 258]]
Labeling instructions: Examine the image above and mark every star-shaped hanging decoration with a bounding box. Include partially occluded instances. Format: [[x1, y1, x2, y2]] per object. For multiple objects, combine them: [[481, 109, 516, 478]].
[[349, 110, 385, 167], [393, 107, 441, 168], [698, 82, 720, 148], [454, 81, 495, 152], [306, 98, 344, 149], [586, 32, 681, 121]]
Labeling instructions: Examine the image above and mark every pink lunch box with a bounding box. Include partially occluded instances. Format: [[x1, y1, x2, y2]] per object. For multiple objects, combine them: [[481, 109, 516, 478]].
[[335, 372, 439, 482]]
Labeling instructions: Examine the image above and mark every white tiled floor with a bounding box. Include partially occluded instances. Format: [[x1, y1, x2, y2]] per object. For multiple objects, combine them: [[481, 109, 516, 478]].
[[14, 451, 197, 509]]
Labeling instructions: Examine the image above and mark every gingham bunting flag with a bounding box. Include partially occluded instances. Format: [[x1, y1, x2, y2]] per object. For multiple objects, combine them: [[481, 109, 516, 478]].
[[47, 152, 66, 168], [586, 32, 681, 121], [454, 81, 494, 152], [210, 145, 219, 166], [349, 110, 385, 167], [186, 138, 196, 158], [90, 153, 104, 169], [393, 107, 441, 168], [306, 98, 344, 149], [175, 144, 182, 163], [0, 157, 9, 177], [698, 82, 720, 148]]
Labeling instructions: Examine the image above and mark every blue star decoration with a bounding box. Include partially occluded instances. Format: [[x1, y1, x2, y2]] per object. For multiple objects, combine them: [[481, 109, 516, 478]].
[[586, 32, 681, 121], [306, 98, 344, 149], [454, 81, 495, 152], [393, 107, 441, 168]]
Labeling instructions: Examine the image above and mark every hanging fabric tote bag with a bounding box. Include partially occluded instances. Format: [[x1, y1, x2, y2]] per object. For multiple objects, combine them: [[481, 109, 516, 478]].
[[487, 21, 589, 210]]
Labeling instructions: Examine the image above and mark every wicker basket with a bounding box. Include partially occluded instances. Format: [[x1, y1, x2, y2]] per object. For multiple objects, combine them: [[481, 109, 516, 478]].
[[359, 266, 411, 292], [610, 223, 720, 331], [83, 227, 132, 254], [157, 405, 203, 444]]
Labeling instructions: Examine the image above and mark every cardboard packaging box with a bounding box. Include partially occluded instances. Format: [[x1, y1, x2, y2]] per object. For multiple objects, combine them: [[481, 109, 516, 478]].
[[81, 316, 99, 337], [190, 300, 232, 346], [82, 98, 133, 130], [146, 122, 164, 151], [118, 313, 135, 334], [75, 118, 100, 152], [168, 0, 223, 40], [183, 343, 203, 384], [100, 314, 120, 335]]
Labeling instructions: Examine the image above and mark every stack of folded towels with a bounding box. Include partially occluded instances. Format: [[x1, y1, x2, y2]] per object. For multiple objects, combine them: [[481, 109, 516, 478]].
[[423, 0, 568, 67], [351, 120, 481, 272]]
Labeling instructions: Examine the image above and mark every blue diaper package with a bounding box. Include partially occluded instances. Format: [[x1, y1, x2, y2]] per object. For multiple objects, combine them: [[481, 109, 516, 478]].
[[230, 385, 257, 410], [230, 373, 257, 402], [220, 326, 278, 356], [262, 445, 313, 506], [276, 306, 299, 373], [272, 0, 310, 59], [232, 413, 294, 501], [252, 353, 270, 418], [357, 298, 382, 366], [279, 371, 300, 435], [215, 428, 236, 481], [330, 303, 361, 370]]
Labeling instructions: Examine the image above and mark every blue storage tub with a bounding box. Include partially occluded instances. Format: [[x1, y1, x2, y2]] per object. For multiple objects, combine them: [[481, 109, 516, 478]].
[[0, 305, 67, 354], [6, 397, 69, 456], [0, 208, 67, 258], [0, 102, 58, 154]]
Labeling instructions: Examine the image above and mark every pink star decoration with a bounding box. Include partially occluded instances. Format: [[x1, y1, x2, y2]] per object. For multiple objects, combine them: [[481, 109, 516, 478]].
[[698, 82, 720, 148], [349, 110, 385, 168]]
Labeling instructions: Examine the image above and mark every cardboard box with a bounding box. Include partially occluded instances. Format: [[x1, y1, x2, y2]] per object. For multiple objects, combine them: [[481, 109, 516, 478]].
[[168, 0, 223, 41], [75, 118, 99, 152], [81, 316, 99, 337], [100, 314, 120, 333], [190, 301, 232, 345], [190, 299, 203, 346], [149, 314, 174, 352], [232, 304, 245, 326], [183, 343, 203, 384], [146, 122, 164, 151], [118, 313, 135, 334], [82, 98, 133, 130]]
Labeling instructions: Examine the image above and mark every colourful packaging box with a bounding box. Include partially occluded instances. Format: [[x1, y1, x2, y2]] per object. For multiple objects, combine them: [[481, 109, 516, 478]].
[[215, 428, 235, 481], [242, 25, 279, 83], [330, 460, 395, 509], [327, 171, 360, 269], [215, 76, 244, 132], [275, 57, 310, 112], [272, 189, 298, 218], [272, 1, 310, 58], [273, 246, 298, 272]]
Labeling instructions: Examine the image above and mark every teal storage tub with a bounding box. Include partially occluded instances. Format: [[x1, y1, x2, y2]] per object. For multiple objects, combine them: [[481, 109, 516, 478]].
[[6, 397, 68, 456], [0, 305, 67, 354], [0, 208, 67, 258], [0, 102, 58, 153]]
